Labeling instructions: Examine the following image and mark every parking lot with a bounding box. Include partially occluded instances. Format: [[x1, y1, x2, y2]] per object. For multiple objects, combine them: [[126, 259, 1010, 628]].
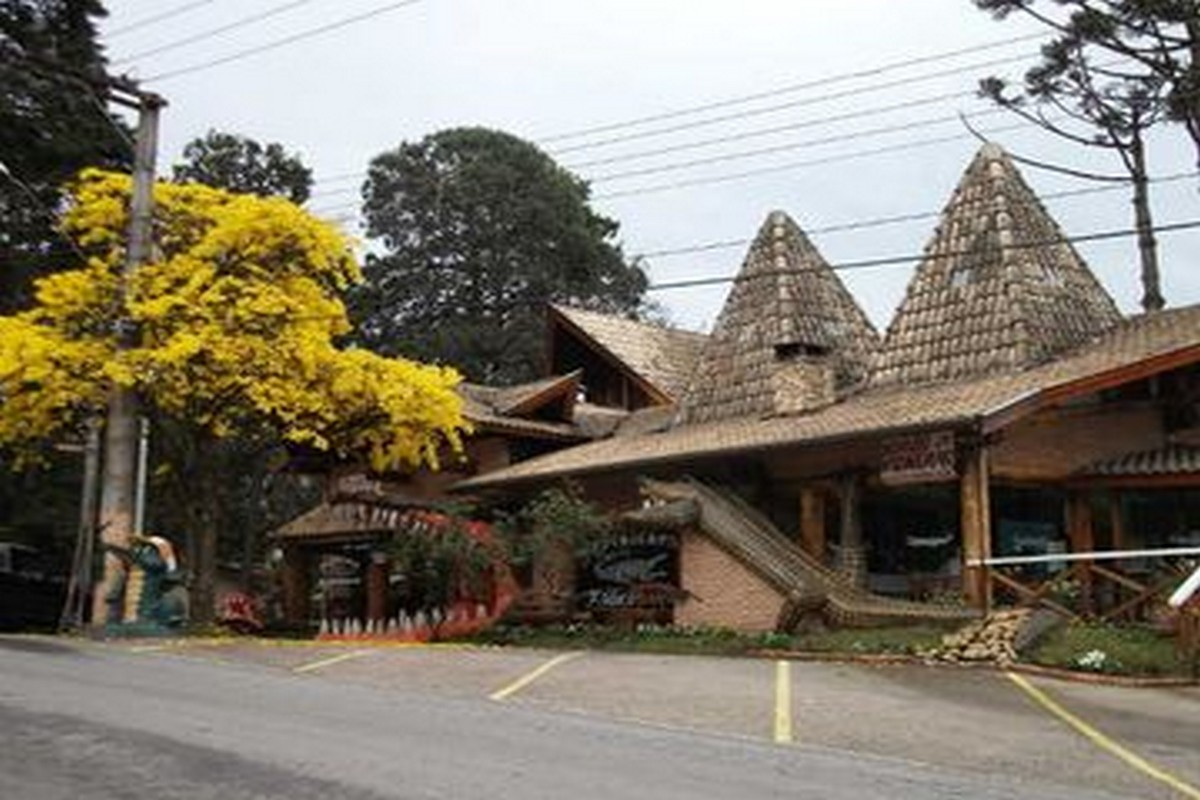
[[94, 638, 1199, 799]]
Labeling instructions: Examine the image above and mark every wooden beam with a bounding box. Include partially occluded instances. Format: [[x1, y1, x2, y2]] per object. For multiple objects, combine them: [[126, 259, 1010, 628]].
[[366, 552, 389, 625], [1066, 491, 1095, 616], [837, 474, 865, 586], [281, 545, 311, 625], [800, 487, 826, 562], [960, 445, 993, 609]]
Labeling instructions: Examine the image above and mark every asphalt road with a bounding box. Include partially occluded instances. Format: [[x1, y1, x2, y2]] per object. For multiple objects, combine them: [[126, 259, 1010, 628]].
[[0, 637, 1142, 800]]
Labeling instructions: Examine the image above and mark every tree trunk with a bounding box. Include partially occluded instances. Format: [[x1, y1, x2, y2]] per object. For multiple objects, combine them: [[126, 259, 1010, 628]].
[[1130, 133, 1165, 312], [187, 435, 222, 626]]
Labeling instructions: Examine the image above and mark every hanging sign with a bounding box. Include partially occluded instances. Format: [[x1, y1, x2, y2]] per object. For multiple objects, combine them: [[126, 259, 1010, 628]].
[[880, 431, 957, 485]]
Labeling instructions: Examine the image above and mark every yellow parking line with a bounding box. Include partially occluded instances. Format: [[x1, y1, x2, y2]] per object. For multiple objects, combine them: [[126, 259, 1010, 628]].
[[774, 660, 793, 744], [1006, 672, 1200, 800], [292, 649, 371, 674], [489, 651, 582, 702]]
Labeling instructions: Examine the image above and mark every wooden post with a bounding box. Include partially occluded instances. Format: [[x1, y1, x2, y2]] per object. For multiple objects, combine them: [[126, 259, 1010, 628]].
[[281, 545, 311, 626], [960, 444, 992, 609], [1066, 491, 1095, 616], [800, 487, 826, 562], [838, 474, 866, 586], [366, 551, 389, 625]]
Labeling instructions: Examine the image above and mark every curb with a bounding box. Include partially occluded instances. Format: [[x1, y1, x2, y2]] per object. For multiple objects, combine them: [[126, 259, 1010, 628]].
[[753, 647, 1198, 687]]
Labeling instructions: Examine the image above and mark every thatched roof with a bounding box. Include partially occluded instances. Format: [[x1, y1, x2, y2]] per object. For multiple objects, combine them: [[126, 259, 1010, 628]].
[[872, 143, 1121, 388]]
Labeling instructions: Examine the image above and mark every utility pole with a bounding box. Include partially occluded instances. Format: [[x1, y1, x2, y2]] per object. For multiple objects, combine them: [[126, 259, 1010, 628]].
[[90, 85, 166, 628]]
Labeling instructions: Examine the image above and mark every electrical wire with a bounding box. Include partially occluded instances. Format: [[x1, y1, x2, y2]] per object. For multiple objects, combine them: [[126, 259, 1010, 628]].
[[540, 32, 1046, 144], [634, 172, 1198, 260], [106, 0, 217, 38], [113, 0, 319, 65], [643, 218, 1200, 291], [144, 0, 424, 82], [587, 108, 1008, 184]]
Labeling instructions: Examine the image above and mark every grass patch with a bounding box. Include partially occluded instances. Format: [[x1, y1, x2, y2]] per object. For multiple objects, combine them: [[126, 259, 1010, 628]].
[[1028, 621, 1193, 678], [466, 622, 953, 658], [790, 624, 953, 656]]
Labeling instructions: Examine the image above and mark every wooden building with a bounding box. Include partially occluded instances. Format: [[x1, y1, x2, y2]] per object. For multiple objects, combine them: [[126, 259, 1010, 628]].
[[459, 144, 1200, 630]]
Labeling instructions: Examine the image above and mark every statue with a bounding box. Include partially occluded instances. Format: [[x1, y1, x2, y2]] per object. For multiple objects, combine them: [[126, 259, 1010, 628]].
[[104, 535, 186, 634]]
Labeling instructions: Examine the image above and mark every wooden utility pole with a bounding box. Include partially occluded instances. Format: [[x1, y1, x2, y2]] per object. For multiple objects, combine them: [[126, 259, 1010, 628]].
[[91, 88, 165, 627]]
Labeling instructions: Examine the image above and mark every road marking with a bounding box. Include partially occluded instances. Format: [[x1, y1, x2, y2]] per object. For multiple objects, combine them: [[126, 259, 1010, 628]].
[[292, 649, 371, 674], [774, 660, 793, 744], [489, 651, 582, 702], [1006, 672, 1200, 800], [130, 644, 169, 653]]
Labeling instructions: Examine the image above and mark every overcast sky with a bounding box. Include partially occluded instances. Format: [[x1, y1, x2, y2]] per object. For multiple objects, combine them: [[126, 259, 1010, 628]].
[[99, 0, 1200, 333]]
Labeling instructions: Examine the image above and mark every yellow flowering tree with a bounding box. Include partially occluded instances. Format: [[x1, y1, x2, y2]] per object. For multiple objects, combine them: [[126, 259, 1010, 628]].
[[0, 169, 468, 620]]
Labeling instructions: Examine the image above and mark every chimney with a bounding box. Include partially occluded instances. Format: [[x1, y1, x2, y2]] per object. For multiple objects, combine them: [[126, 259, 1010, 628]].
[[771, 342, 836, 415]]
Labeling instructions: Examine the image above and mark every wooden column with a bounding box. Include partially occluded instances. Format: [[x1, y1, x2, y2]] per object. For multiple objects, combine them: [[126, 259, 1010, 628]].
[[960, 445, 993, 609], [1066, 491, 1095, 616], [800, 487, 826, 562], [838, 474, 866, 586], [280, 545, 311, 625], [366, 551, 390, 625]]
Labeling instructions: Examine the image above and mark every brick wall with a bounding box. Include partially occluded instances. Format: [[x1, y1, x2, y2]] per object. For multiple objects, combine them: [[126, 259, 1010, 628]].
[[676, 530, 785, 632]]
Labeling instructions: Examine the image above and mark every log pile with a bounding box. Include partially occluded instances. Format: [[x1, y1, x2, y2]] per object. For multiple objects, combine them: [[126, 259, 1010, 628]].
[[920, 608, 1032, 665]]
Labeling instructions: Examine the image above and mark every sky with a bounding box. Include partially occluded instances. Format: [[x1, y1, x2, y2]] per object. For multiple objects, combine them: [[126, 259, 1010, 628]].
[[98, 0, 1200, 334]]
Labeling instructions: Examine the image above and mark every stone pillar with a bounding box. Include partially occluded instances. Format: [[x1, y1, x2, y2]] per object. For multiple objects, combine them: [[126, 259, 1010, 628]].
[[960, 444, 992, 609], [837, 474, 866, 587], [366, 550, 390, 625], [800, 487, 826, 562], [280, 545, 311, 625]]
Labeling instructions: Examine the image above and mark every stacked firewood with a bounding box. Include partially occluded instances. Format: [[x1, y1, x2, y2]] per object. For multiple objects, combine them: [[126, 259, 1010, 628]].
[[920, 608, 1032, 665]]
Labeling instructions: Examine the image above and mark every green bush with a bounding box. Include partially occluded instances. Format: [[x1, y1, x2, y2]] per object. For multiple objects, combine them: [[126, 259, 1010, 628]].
[[1029, 622, 1188, 677]]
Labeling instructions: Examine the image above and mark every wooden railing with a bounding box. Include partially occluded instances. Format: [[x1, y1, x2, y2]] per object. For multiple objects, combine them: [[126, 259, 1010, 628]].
[[968, 547, 1200, 622]]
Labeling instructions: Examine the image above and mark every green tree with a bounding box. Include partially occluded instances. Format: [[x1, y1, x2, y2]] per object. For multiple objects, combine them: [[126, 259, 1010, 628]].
[[353, 127, 649, 384], [974, 0, 1200, 171], [0, 0, 129, 312], [173, 129, 313, 204]]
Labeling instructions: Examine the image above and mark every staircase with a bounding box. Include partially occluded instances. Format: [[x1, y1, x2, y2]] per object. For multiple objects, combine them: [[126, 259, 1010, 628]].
[[642, 477, 977, 628]]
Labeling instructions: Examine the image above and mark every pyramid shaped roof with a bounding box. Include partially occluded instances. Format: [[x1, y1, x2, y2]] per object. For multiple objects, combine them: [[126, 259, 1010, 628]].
[[679, 211, 879, 425], [872, 144, 1121, 388]]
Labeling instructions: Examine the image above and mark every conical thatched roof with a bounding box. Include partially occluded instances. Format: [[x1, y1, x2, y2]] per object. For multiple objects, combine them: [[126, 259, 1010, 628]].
[[872, 143, 1121, 388], [679, 211, 879, 425]]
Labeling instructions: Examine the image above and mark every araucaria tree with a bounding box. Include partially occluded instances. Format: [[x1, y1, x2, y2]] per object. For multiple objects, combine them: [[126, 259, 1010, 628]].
[[975, 1, 1200, 171], [353, 127, 649, 384], [0, 169, 468, 622]]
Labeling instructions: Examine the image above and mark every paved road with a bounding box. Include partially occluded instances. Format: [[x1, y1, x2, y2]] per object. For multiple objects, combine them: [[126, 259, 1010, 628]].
[[0, 636, 1142, 800]]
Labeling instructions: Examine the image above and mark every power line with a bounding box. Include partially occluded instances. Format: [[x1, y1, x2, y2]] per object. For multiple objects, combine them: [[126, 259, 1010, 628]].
[[106, 0, 217, 38], [634, 172, 1198, 260], [113, 0, 318, 65], [644, 218, 1200, 291], [592, 120, 1036, 201], [565, 90, 979, 170], [145, 0, 424, 82], [549, 52, 1040, 156], [540, 32, 1046, 144], [587, 108, 1008, 184]]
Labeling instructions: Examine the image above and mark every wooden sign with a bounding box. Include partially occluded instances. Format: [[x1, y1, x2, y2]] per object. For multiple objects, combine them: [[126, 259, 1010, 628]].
[[881, 431, 957, 485]]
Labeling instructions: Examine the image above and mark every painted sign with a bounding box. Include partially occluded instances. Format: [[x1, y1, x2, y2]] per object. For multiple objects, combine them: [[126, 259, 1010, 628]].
[[577, 533, 678, 610], [881, 431, 957, 485]]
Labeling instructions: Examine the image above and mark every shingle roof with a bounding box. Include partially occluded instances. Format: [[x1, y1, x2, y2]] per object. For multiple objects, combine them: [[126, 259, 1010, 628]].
[[457, 304, 1200, 489], [678, 211, 879, 424], [1078, 445, 1200, 477], [872, 143, 1121, 388], [457, 377, 586, 441], [549, 305, 708, 401]]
